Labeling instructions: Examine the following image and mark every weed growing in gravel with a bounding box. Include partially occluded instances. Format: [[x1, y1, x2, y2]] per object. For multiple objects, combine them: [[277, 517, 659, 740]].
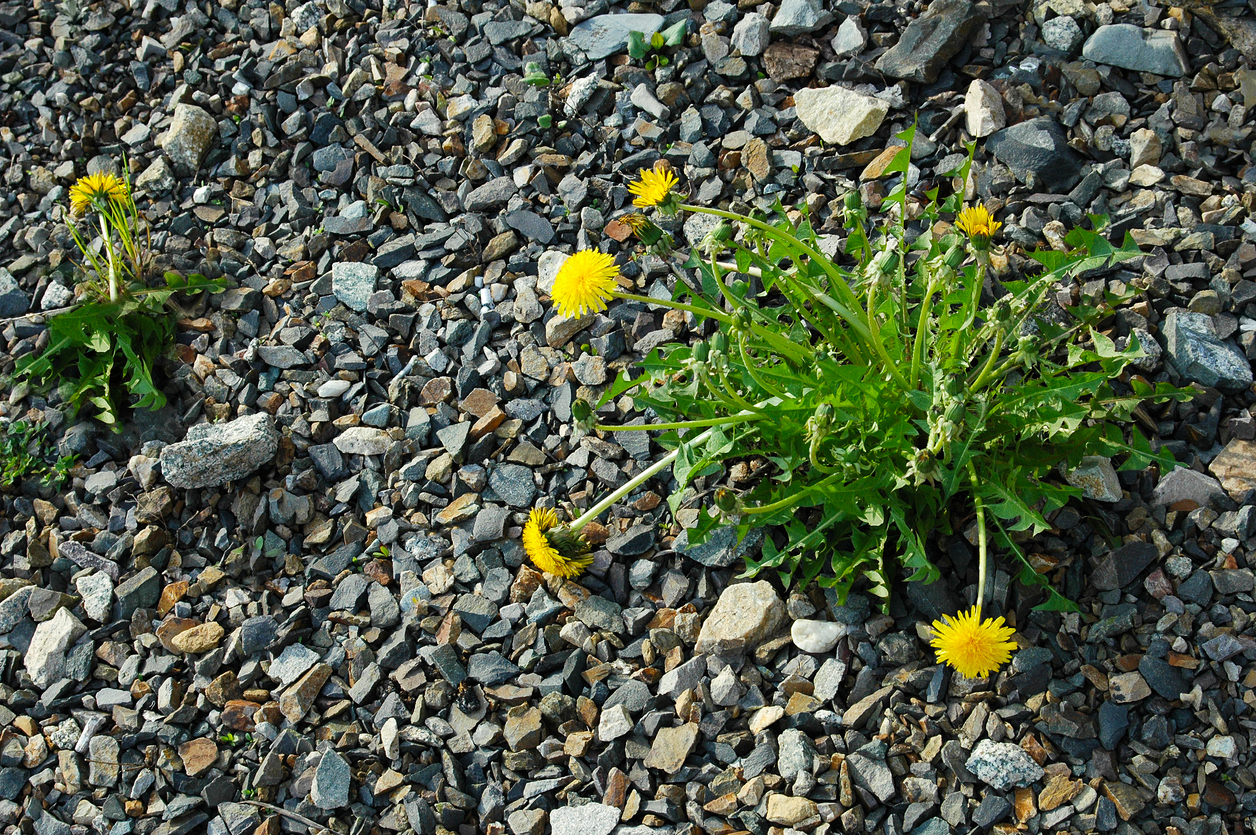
[[627, 21, 687, 72], [537, 129, 1192, 676], [0, 418, 75, 491], [15, 166, 225, 428]]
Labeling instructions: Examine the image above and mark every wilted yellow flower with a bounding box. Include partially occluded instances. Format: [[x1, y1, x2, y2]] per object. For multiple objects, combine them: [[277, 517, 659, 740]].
[[522, 507, 592, 578], [954, 204, 1002, 250], [550, 249, 619, 318], [628, 167, 679, 209], [929, 605, 1016, 678], [69, 172, 128, 216], [620, 213, 650, 232]]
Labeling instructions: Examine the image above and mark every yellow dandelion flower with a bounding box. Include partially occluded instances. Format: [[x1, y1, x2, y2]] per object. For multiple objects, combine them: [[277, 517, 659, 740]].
[[551, 249, 619, 318], [69, 172, 128, 216], [628, 167, 679, 209], [929, 605, 1017, 679], [954, 204, 1002, 250], [522, 507, 592, 578]]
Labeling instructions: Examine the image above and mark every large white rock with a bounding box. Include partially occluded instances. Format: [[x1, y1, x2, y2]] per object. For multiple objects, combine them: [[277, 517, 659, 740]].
[[793, 86, 888, 146], [27, 608, 88, 688], [160, 413, 279, 489], [695, 580, 786, 654]]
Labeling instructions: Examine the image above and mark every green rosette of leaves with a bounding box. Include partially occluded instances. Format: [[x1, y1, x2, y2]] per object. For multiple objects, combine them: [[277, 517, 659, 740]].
[[14, 165, 225, 428], [562, 127, 1190, 627]]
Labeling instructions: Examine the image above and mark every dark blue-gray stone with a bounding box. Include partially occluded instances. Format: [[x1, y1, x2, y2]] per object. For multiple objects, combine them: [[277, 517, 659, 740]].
[[987, 118, 1083, 192]]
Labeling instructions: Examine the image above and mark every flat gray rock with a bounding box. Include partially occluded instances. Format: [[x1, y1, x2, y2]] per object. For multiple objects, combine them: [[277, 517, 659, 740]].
[[332, 262, 379, 313], [1082, 24, 1189, 78], [568, 13, 664, 60], [965, 739, 1045, 790], [551, 803, 620, 835], [160, 413, 279, 489]]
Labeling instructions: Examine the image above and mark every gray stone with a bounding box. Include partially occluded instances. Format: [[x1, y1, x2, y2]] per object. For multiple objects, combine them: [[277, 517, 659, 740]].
[[1163, 309, 1252, 390], [489, 463, 535, 508], [1042, 15, 1083, 53], [161, 103, 218, 175], [269, 644, 321, 687], [464, 177, 518, 212], [731, 13, 770, 56], [0, 268, 30, 318], [874, 0, 987, 84], [1082, 24, 1189, 78], [160, 414, 279, 489], [657, 655, 706, 699], [134, 157, 177, 193], [777, 728, 819, 780], [675, 525, 762, 568], [770, 0, 833, 36], [468, 651, 520, 686], [793, 86, 888, 146], [607, 524, 655, 556], [1066, 456, 1121, 502], [550, 803, 620, 835], [986, 118, 1082, 192], [1138, 655, 1189, 700], [26, 608, 88, 688], [115, 566, 161, 617], [965, 739, 1044, 790], [331, 262, 378, 313], [1152, 467, 1229, 509], [568, 13, 664, 60], [310, 750, 351, 809], [1091, 541, 1158, 591], [846, 741, 896, 803]]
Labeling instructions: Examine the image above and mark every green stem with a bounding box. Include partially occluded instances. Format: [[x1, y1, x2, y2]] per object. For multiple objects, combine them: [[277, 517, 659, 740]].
[[910, 280, 940, 391], [741, 472, 843, 515], [967, 461, 989, 618], [737, 338, 789, 399], [569, 440, 694, 532], [968, 330, 1004, 393], [713, 362, 757, 412], [593, 413, 762, 433], [99, 214, 117, 302], [612, 290, 731, 324]]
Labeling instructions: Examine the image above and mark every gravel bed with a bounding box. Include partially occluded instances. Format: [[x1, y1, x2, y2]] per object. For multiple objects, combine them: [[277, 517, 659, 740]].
[[0, 0, 1255, 834]]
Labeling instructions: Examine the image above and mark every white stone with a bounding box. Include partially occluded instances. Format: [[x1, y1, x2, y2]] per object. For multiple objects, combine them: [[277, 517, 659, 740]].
[[333, 426, 393, 456], [75, 573, 114, 622], [26, 608, 88, 688], [1128, 165, 1165, 186], [791, 619, 844, 654], [317, 379, 352, 398], [1128, 127, 1162, 168], [1206, 735, 1237, 759], [597, 704, 633, 741], [793, 86, 888, 146], [695, 580, 787, 654], [964, 79, 1006, 138]]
